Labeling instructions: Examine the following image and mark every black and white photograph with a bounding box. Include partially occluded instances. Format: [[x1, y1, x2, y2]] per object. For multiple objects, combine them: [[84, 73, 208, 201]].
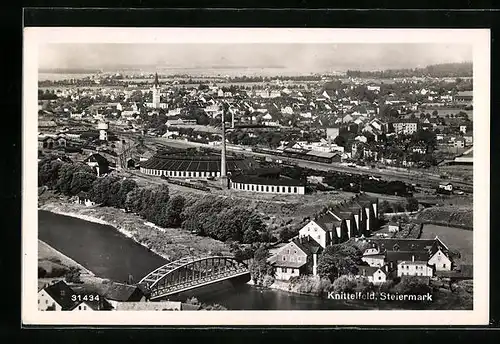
[[22, 27, 490, 325]]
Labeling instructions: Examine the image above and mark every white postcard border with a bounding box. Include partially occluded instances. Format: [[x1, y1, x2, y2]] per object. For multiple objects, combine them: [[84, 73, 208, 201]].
[[23, 27, 490, 326]]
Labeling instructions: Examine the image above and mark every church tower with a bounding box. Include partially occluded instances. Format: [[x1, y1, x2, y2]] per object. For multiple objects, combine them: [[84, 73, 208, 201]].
[[152, 72, 161, 108]]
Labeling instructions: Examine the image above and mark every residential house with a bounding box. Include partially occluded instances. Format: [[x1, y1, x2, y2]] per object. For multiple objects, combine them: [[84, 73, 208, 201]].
[[84, 153, 110, 177], [392, 120, 419, 135], [299, 193, 379, 247], [38, 280, 76, 311], [363, 237, 453, 275], [454, 138, 465, 148], [355, 265, 388, 284], [397, 257, 434, 278], [388, 220, 400, 233], [453, 91, 473, 105], [273, 235, 322, 280], [71, 282, 148, 309]]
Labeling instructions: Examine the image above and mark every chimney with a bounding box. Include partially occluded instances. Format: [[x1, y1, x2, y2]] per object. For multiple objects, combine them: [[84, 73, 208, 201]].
[[412, 255, 415, 262], [307, 236, 310, 242], [312, 253, 318, 276]]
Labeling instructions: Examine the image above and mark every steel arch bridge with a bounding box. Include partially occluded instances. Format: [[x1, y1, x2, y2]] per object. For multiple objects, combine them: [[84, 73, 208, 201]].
[[138, 256, 250, 300]]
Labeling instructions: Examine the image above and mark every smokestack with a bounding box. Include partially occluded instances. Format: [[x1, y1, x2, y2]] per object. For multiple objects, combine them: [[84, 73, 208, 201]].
[[313, 253, 318, 276], [220, 102, 227, 187]]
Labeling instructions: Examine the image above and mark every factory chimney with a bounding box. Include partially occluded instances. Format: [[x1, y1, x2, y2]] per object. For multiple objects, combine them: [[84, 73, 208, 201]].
[[220, 102, 228, 189]]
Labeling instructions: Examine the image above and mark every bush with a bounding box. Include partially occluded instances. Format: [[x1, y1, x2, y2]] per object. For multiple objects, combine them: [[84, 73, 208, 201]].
[[38, 266, 47, 278], [393, 276, 431, 295], [64, 267, 82, 284], [45, 264, 69, 278], [332, 275, 357, 293]]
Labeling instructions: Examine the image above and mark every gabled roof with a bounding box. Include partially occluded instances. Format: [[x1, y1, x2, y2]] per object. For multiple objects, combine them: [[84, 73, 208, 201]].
[[368, 238, 445, 253], [356, 265, 386, 277], [292, 235, 323, 256], [385, 250, 430, 264], [42, 280, 78, 310], [313, 212, 341, 232], [84, 153, 109, 166]]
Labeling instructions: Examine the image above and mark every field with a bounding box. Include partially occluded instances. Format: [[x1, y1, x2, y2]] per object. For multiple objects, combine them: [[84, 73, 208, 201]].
[[420, 224, 473, 265], [416, 206, 473, 228]]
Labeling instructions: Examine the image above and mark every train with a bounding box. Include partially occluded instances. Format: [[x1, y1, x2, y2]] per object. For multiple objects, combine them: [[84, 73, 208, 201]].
[[251, 147, 340, 164]]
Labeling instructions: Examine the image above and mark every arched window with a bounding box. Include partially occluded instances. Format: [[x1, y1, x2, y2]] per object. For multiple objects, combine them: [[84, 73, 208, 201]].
[[293, 187, 297, 193], [288, 187, 292, 193], [266, 186, 269, 192], [271, 186, 274, 192]]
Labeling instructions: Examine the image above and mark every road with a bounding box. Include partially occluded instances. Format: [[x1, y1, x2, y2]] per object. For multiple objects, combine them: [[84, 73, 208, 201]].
[[116, 132, 473, 191]]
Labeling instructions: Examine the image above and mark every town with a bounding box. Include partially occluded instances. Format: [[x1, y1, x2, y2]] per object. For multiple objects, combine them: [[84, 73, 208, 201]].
[[37, 61, 473, 311]]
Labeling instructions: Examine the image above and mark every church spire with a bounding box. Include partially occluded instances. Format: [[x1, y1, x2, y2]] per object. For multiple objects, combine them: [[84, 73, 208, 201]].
[[154, 72, 159, 88]]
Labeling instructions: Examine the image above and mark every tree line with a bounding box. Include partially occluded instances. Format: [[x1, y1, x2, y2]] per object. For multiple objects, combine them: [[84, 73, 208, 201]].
[[38, 155, 271, 245]]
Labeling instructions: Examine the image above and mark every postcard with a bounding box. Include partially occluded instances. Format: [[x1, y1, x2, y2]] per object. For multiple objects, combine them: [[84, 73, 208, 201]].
[[23, 27, 490, 326]]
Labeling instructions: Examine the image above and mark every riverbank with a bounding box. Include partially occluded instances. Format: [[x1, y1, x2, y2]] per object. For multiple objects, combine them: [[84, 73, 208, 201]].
[[39, 198, 231, 261], [38, 239, 109, 290]]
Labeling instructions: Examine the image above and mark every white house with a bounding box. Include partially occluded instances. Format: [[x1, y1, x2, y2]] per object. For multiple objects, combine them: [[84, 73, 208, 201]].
[[397, 258, 434, 278], [356, 265, 387, 285], [298, 219, 334, 249], [362, 252, 385, 267], [428, 247, 453, 271]]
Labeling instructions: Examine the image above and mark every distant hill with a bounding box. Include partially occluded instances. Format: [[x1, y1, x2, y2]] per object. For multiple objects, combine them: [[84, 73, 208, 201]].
[[39, 68, 102, 74], [346, 62, 473, 78]]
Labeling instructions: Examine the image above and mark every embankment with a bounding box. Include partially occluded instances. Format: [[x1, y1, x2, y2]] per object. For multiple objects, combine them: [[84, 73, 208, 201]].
[[39, 199, 231, 261], [415, 206, 473, 230]]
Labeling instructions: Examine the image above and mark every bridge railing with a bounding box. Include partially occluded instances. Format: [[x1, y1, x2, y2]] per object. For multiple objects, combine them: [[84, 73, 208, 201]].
[[149, 266, 249, 299]]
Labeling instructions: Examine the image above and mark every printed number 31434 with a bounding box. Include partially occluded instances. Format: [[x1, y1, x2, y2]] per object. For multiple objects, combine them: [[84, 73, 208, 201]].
[[71, 294, 100, 302]]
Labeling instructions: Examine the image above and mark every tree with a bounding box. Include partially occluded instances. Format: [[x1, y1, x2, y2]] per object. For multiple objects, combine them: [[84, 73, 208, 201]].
[[249, 245, 274, 285], [89, 176, 121, 205], [39, 157, 64, 188], [164, 195, 186, 227], [64, 267, 82, 284], [317, 243, 361, 281], [379, 200, 392, 213], [405, 197, 419, 212], [69, 171, 97, 196]]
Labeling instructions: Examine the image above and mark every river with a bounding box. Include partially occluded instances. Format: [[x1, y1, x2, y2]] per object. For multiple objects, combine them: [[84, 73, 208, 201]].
[[38, 210, 365, 310]]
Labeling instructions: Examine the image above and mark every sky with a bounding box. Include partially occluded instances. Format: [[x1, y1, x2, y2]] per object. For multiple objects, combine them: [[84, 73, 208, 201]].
[[38, 43, 472, 74]]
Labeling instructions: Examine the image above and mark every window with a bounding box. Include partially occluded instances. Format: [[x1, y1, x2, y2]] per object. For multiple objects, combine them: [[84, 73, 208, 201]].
[[288, 187, 292, 193], [283, 256, 286, 261], [378, 276, 382, 280], [317, 235, 320, 240], [271, 187, 274, 192], [83, 306, 87, 310], [79, 305, 82, 310], [443, 264, 446, 268], [293, 187, 297, 193], [45, 300, 48, 304], [294, 250, 297, 254], [266, 186, 269, 192]]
